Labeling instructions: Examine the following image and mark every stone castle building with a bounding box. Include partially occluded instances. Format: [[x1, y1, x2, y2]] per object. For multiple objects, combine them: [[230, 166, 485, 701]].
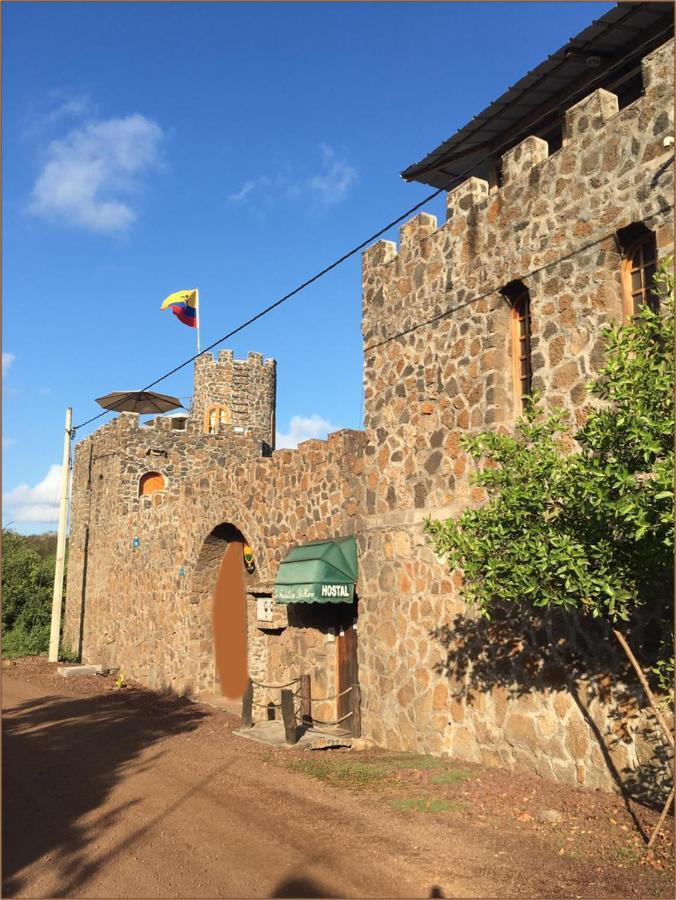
[[64, 4, 674, 797]]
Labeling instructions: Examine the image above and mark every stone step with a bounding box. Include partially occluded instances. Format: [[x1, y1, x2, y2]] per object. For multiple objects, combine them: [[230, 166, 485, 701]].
[[57, 664, 104, 678]]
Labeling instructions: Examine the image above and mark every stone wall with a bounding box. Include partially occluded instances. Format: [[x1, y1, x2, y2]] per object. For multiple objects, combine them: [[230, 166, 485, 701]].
[[64, 414, 364, 718], [63, 38, 674, 802], [356, 39, 674, 794]]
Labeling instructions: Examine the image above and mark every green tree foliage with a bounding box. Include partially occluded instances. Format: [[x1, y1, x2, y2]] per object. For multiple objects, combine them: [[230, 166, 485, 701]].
[[2, 529, 61, 658], [425, 258, 674, 696]]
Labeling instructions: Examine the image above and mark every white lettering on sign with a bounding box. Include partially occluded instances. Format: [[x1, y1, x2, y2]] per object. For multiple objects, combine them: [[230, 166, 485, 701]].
[[320, 584, 351, 598]]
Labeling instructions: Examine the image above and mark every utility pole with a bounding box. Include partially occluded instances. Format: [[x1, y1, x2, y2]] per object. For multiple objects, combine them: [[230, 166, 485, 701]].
[[48, 407, 73, 663]]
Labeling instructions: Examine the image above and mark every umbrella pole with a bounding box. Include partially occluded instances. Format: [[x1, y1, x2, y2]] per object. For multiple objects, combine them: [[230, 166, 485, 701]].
[[48, 407, 73, 663]]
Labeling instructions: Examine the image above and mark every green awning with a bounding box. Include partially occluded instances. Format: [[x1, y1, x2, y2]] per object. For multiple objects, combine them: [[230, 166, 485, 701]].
[[274, 536, 358, 604]]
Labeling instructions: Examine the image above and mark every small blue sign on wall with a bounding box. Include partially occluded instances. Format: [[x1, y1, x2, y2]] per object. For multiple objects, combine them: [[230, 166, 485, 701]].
[[178, 567, 185, 577], [132, 537, 140, 549]]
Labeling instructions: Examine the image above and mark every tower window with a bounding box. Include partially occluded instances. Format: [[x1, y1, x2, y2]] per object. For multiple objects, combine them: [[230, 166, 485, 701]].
[[502, 281, 533, 415], [621, 231, 658, 319], [139, 472, 165, 497], [204, 404, 232, 434]]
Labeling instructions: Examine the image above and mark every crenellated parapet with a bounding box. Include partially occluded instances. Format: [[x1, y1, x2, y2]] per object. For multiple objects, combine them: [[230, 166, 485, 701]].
[[362, 37, 674, 360]]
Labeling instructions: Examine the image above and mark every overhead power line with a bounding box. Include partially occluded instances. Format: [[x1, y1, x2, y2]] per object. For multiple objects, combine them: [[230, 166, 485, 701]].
[[73, 25, 672, 434]]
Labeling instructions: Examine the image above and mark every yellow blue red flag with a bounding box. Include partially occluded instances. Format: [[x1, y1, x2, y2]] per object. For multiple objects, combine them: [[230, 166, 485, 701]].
[[160, 289, 198, 328]]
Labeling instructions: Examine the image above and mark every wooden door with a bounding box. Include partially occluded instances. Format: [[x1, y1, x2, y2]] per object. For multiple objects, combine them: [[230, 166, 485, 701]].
[[336, 602, 358, 724], [212, 539, 248, 699]]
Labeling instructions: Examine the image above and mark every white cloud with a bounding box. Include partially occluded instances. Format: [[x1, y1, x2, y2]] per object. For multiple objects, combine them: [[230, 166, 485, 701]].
[[228, 180, 256, 202], [229, 144, 356, 209], [29, 114, 164, 233], [309, 144, 357, 205], [3, 464, 62, 523], [22, 90, 95, 138], [2, 352, 15, 375], [276, 414, 337, 450]]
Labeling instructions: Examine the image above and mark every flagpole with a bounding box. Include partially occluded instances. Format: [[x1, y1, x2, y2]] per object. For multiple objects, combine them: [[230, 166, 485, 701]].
[[196, 288, 200, 353]]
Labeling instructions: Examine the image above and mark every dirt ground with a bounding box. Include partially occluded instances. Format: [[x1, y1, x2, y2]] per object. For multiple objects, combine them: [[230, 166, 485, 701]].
[[2, 657, 673, 899]]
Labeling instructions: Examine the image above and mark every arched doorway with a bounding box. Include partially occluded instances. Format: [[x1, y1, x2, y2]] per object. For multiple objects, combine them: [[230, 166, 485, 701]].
[[210, 524, 250, 699]]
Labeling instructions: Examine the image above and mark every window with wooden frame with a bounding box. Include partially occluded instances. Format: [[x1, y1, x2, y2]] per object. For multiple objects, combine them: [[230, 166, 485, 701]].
[[139, 472, 165, 497], [204, 404, 232, 434], [502, 281, 533, 415], [621, 231, 659, 320]]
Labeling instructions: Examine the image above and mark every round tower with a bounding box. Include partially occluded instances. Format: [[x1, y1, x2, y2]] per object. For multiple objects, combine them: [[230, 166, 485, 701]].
[[190, 350, 277, 451]]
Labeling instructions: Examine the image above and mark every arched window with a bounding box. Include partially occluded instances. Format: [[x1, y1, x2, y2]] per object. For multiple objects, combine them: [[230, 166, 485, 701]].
[[139, 472, 165, 497], [621, 231, 658, 319], [502, 281, 533, 415], [204, 404, 232, 434]]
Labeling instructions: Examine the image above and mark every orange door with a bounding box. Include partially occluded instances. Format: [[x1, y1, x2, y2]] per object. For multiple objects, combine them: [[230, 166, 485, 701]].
[[212, 539, 248, 699]]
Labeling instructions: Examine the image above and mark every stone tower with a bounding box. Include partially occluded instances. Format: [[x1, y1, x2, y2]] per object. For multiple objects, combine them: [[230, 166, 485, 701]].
[[190, 350, 277, 451]]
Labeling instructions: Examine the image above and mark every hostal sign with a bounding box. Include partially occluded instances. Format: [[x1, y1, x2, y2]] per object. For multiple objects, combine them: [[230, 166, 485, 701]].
[[274, 582, 354, 603]]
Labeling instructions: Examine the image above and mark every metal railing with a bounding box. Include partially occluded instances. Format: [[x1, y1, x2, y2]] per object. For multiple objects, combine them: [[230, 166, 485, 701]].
[[241, 673, 361, 744]]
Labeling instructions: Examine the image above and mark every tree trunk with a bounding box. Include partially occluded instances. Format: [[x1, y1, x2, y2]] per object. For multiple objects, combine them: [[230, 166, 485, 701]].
[[611, 627, 674, 749]]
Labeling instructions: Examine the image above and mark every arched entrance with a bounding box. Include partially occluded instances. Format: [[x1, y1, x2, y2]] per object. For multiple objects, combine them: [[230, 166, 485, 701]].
[[210, 524, 249, 699]]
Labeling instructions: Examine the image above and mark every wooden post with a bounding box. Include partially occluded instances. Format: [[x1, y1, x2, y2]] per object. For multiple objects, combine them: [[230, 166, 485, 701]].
[[48, 407, 73, 663], [241, 678, 253, 728], [300, 673, 311, 725], [281, 688, 298, 744], [350, 683, 361, 738]]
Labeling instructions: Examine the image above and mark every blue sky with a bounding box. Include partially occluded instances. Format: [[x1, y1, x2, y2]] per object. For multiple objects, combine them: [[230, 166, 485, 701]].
[[3, 1, 613, 532]]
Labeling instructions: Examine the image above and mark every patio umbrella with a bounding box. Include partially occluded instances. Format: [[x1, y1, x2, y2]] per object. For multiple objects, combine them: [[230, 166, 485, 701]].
[[95, 390, 184, 415]]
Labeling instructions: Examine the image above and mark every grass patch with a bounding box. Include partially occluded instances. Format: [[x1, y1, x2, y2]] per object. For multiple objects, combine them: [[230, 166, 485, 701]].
[[286, 752, 475, 795], [287, 757, 389, 788], [613, 844, 644, 867], [382, 753, 448, 770], [388, 797, 461, 814], [429, 768, 472, 785]]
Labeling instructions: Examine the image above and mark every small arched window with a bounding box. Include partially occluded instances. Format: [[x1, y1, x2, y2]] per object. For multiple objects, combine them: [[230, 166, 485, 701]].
[[621, 231, 659, 319], [139, 472, 165, 497], [204, 404, 232, 434], [502, 281, 533, 416]]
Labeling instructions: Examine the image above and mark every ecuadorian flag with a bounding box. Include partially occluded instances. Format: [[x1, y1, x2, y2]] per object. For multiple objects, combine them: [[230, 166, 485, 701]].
[[160, 289, 198, 328]]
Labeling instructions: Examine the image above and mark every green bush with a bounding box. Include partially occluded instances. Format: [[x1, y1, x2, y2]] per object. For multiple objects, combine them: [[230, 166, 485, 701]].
[[2, 529, 64, 658]]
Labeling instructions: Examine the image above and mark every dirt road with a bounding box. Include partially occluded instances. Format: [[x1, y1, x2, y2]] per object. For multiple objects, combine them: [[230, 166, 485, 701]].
[[3, 660, 672, 899]]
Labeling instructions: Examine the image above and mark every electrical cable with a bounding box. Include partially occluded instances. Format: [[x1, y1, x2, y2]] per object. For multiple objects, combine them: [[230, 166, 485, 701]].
[[72, 25, 672, 434], [73, 185, 449, 431]]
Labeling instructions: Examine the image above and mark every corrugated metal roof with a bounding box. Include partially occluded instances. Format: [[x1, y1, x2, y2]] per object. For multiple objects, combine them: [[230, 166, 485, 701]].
[[402, 2, 674, 189]]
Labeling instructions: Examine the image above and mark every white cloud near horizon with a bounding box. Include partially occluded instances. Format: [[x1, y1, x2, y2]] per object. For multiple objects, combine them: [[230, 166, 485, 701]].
[[276, 414, 337, 450], [229, 143, 357, 208], [29, 114, 164, 233], [2, 352, 15, 375], [3, 464, 62, 523]]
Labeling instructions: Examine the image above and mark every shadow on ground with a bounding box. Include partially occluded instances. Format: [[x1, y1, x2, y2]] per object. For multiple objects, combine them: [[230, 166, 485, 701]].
[[2, 686, 206, 897], [271, 876, 340, 898], [270, 876, 446, 898]]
